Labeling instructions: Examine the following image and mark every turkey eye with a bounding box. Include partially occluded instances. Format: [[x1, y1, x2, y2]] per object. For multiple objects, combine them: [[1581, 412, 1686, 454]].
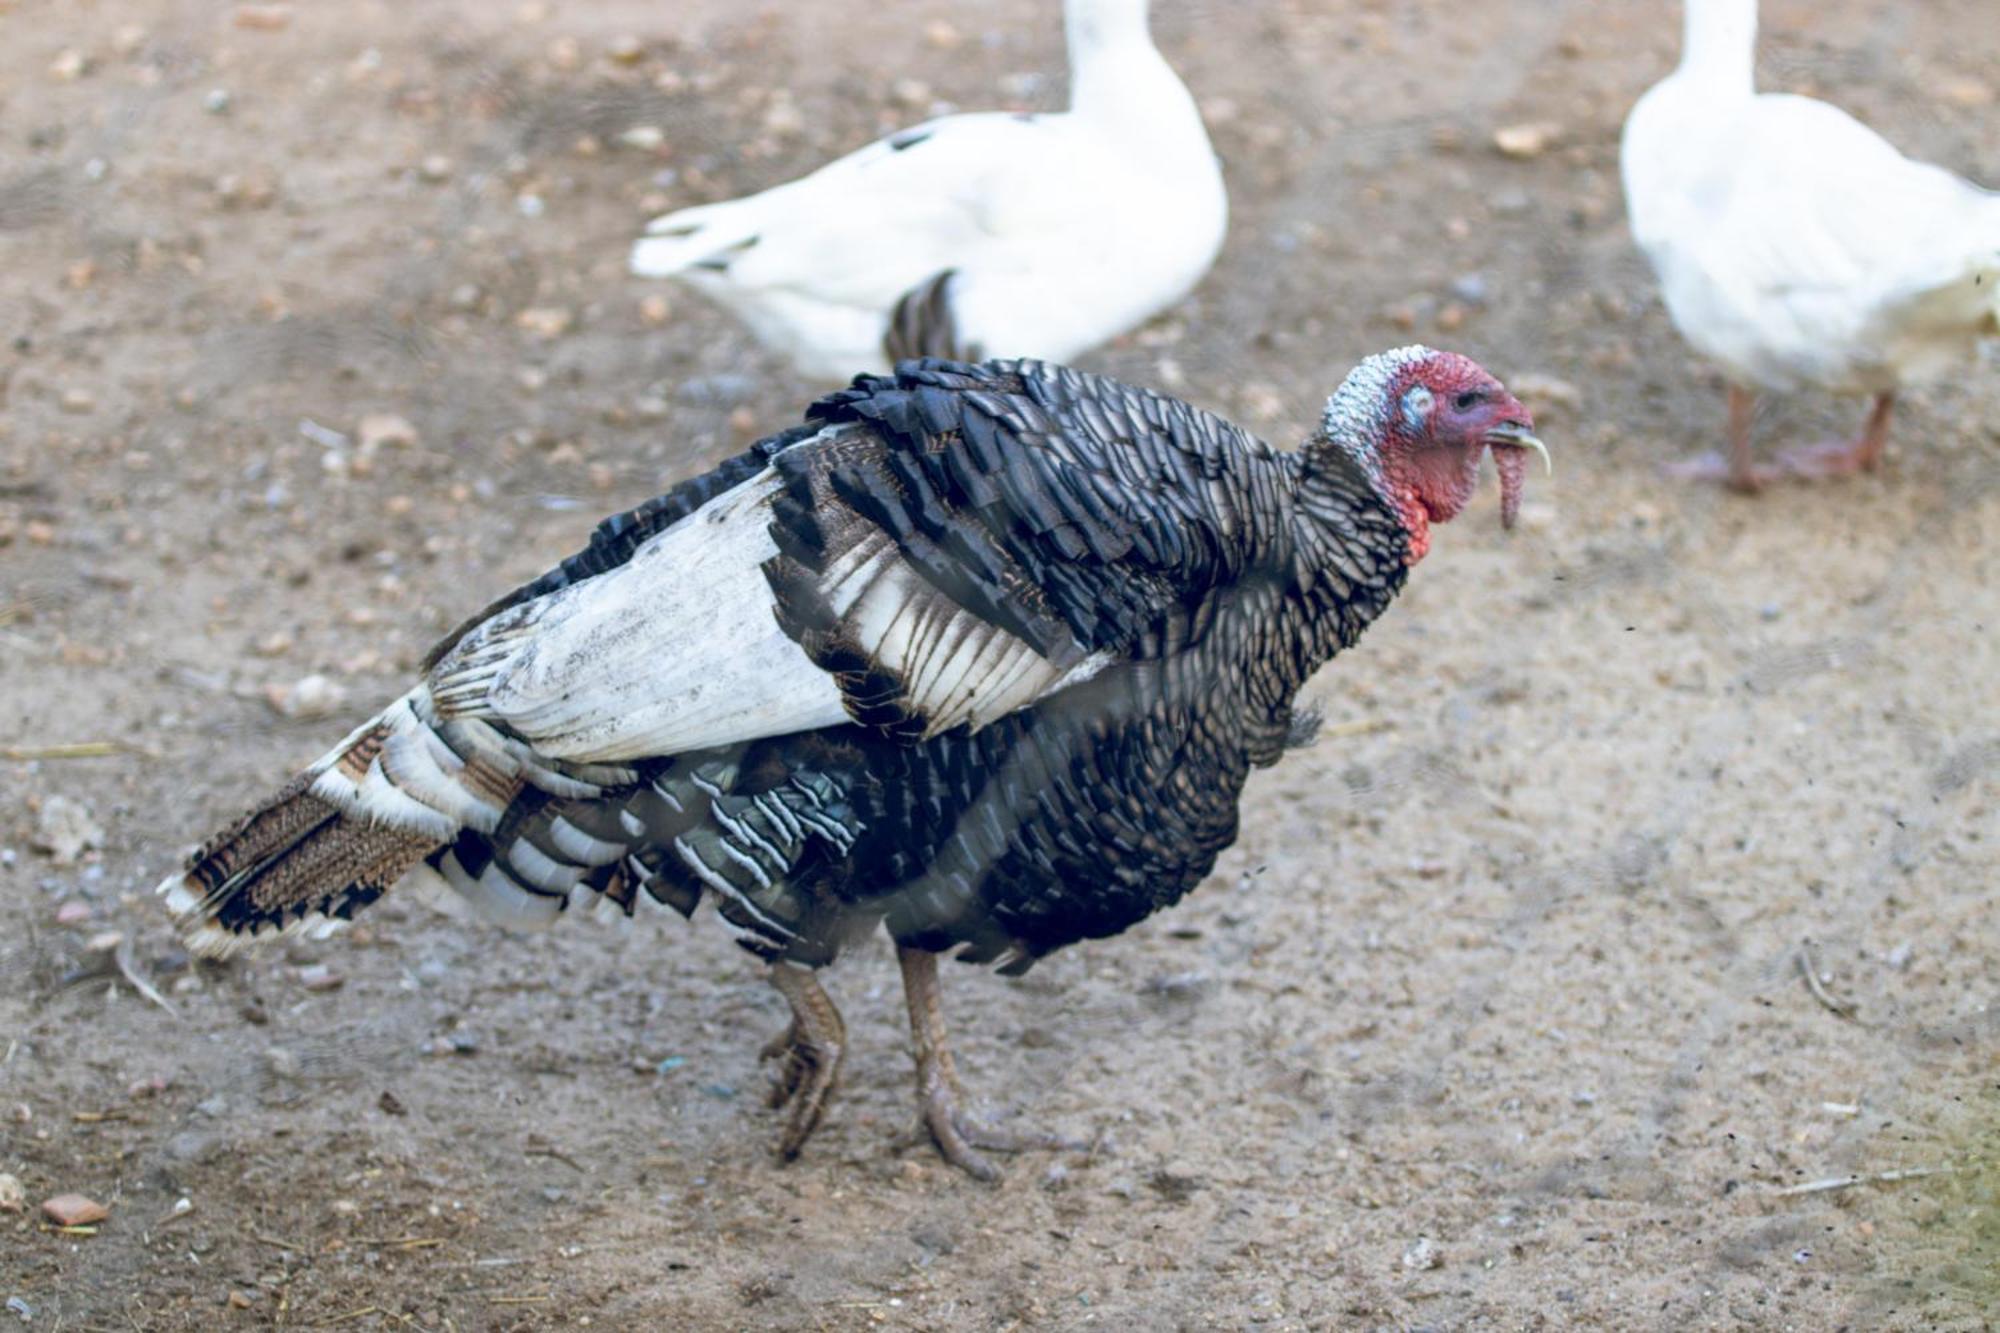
[[1453, 390, 1486, 410]]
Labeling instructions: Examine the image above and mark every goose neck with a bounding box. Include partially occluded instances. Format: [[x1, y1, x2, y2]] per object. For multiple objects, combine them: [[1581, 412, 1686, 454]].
[[1677, 0, 1757, 93]]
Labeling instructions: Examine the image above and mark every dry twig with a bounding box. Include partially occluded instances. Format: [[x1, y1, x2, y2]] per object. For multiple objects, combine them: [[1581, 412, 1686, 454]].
[[1795, 941, 1857, 1019], [1775, 1165, 1955, 1197]]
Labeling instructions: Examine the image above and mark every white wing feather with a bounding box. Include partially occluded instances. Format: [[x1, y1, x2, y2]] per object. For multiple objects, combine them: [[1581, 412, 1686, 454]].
[[429, 442, 1116, 762]]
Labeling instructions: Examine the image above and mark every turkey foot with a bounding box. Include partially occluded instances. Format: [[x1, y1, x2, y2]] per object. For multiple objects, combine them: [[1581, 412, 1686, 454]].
[[761, 962, 847, 1161], [1775, 393, 1894, 479], [1664, 384, 1777, 493], [896, 944, 1079, 1181]]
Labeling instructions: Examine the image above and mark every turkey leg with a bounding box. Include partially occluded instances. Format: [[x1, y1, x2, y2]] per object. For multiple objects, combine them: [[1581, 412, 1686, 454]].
[[761, 961, 847, 1160], [897, 944, 1078, 1181], [1777, 392, 1894, 478]]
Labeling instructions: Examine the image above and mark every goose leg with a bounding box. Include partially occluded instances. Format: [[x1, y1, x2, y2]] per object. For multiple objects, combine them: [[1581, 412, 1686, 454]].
[[1665, 384, 1778, 492], [896, 944, 1078, 1181], [1777, 392, 1894, 479], [761, 961, 846, 1161]]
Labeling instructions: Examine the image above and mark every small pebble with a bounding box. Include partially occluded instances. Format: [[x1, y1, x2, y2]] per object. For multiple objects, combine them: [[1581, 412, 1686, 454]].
[[0, 1174, 24, 1214], [42, 1193, 109, 1227], [233, 4, 293, 30], [297, 964, 343, 992], [1402, 1236, 1440, 1270], [1493, 122, 1560, 158], [515, 306, 573, 338], [418, 154, 453, 182], [203, 88, 231, 115], [356, 413, 418, 452], [265, 674, 346, 720], [32, 796, 104, 866]]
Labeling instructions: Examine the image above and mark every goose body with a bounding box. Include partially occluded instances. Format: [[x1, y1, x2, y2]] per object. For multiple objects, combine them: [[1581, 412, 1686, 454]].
[[1621, 0, 2000, 484], [630, 0, 1226, 379]]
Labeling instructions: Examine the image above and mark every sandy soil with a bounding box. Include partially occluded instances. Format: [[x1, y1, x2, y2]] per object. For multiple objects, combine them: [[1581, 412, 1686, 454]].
[[1, 0, 1995, 1327]]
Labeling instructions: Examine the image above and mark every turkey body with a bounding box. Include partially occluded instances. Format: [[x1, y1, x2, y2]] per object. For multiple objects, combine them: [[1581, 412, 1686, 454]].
[[162, 356, 1429, 1177]]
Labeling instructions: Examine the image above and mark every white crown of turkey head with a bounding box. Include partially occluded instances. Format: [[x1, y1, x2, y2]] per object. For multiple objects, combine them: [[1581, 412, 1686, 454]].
[[627, 0, 1226, 381], [157, 353, 1545, 1182], [1622, 0, 2000, 491], [1309, 346, 1547, 563]]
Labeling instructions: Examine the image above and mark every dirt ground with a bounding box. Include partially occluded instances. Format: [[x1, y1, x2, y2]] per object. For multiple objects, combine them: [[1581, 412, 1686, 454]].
[[1, 0, 1995, 1327]]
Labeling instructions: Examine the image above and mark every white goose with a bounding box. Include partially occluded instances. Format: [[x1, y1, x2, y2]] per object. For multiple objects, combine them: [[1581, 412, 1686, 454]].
[[628, 0, 1226, 381], [1622, 0, 2000, 490]]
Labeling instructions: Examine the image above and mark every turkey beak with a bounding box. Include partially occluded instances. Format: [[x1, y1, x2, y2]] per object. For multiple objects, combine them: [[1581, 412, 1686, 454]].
[[1485, 422, 1550, 531]]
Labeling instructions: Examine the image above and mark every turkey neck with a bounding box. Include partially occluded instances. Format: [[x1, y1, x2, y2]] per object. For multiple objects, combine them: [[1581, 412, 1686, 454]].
[[1252, 452, 1410, 716], [1064, 0, 1204, 151], [1675, 0, 1757, 96]]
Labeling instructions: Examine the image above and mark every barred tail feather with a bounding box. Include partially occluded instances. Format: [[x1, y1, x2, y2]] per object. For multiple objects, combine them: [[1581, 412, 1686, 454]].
[[157, 687, 527, 957]]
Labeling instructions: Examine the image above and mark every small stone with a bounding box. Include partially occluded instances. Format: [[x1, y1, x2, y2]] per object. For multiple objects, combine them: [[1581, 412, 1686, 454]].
[[418, 154, 453, 182], [253, 631, 293, 657], [329, 1198, 360, 1216], [1449, 272, 1489, 305], [1936, 75, 1994, 108], [0, 1174, 24, 1213], [55, 901, 93, 926], [1493, 122, 1559, 159], [111, 25, 149, 57], [762, 95, 804, 137], [923, 19, 962, 48], [607, 34, 645, 65], [265, 673, 346, 720], [1435, 302, 1466, 332], [297, 964, 343, 992], [1238, 382, 1286, 424], [203, 88, 232, 115], [233, 4, 294, 30], [356, 413, 419, 452], [32, 795, 104, 866], [547, 36, 581, 71], [378, 1089, 407, 1116], [83, 931, 124, 954], [227, 1290, 254, 1309], [514, 306, 573, 338], [59, 388, 95, 415], [891, 78, 932, 108], [676, 372, 758, 408], [639, 294, 671, 325], [1507, 372, 1582, 416], [49, 50, 88, 82], [1401, 1236, 1440, 1270], [42, 1193, 109, 1227], [516, 193, 546, 219], [727, 406, 758, 436], [616, 125, 665, 151]]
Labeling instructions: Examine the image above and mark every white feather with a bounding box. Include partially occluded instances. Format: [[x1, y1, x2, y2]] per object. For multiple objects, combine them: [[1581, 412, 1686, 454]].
[[627, 0, 1226, 379], [1622, 0, 2000, 397], [431, 470, 850, 763]]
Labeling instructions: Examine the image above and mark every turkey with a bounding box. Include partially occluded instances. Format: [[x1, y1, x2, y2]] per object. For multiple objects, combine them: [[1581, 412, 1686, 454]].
[[627, 0, 1225, 380], [158, 351, 1546, 1179], [1622, 0, 2000, 491]]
